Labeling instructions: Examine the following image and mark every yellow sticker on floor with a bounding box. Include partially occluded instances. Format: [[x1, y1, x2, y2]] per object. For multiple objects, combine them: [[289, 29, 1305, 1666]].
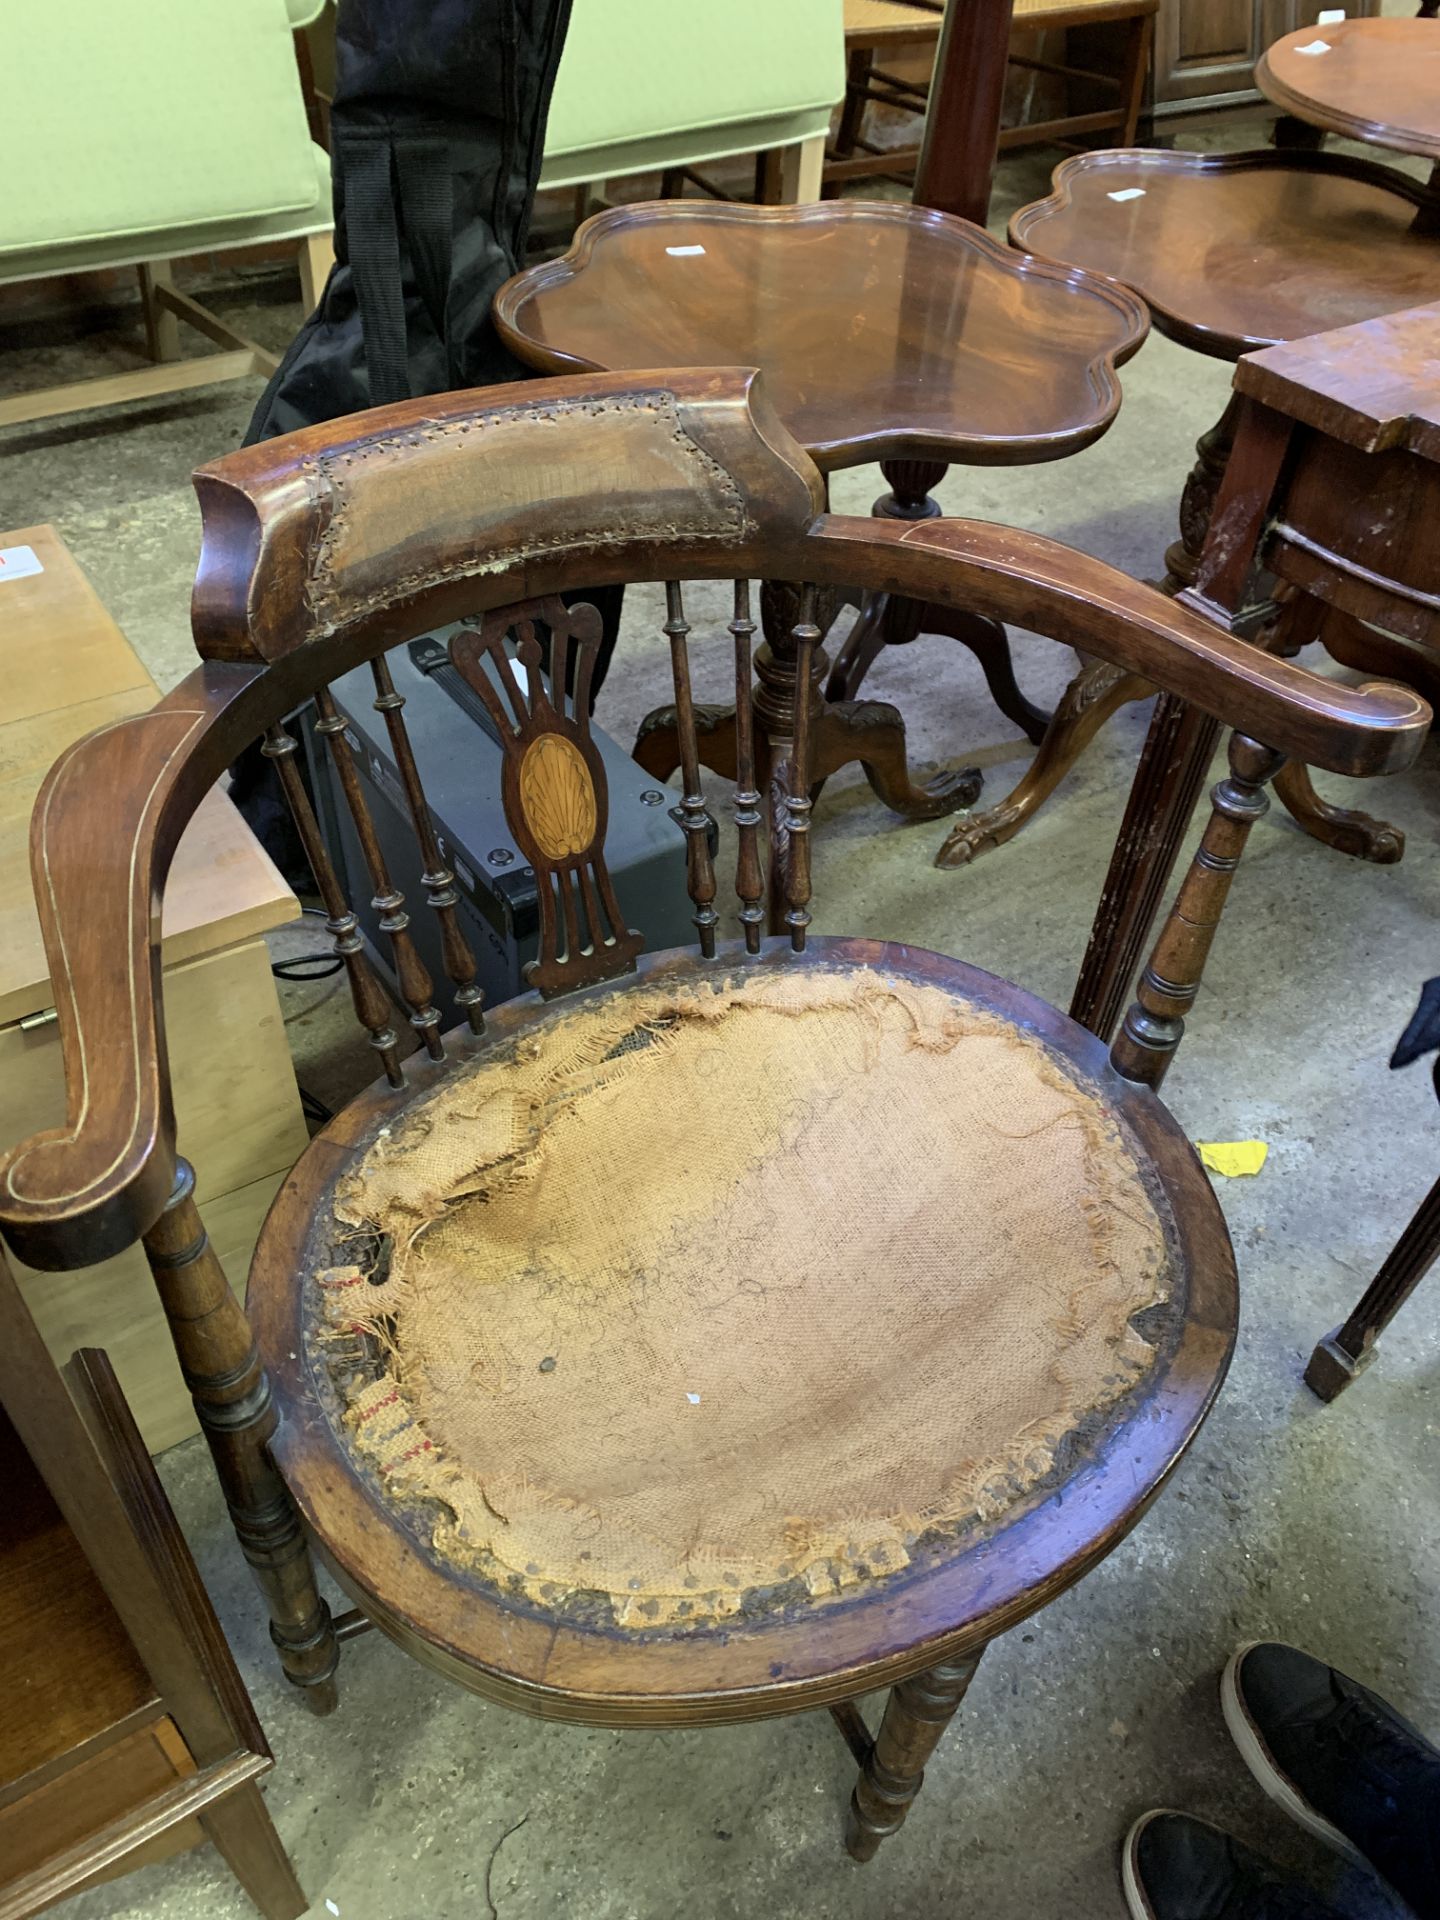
[[1197, 1140, 1268, 1177]]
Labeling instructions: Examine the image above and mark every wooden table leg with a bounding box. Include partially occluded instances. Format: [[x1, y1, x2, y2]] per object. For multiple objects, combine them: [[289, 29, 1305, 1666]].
[[1069, 395, 1252, 1035], [913, 0, 1016, 226], [933, 658, 1150, 869], [1274, 759, 1405, 865], [1306, 1170, 1440, 1400], [1161, 395, 1244, 595], [827, 457, 1050, 743]]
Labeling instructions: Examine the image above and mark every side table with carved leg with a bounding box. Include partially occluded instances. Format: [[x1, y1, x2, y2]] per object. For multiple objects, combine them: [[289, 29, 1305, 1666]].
[[495, 197, 1148, 917], [1000, 146, 1440, 1010]]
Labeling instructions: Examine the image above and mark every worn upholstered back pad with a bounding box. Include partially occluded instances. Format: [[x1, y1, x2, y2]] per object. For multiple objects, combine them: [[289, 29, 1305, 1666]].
[[306, 952, 1180, 1631]]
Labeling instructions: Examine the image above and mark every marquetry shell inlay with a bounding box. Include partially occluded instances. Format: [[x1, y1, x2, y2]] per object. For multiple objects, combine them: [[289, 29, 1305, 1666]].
[[519, 733, 598, 861]]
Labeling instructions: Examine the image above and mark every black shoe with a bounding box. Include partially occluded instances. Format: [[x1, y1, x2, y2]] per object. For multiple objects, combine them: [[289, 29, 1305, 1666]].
[[1222, 1641, 1440, 1916], [1123, 1811, 1350, 1919]]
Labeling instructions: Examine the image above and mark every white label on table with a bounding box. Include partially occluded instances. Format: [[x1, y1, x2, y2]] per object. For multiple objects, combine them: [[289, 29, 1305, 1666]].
[[1296, 38, 1332, 53], [1108, 187, 1146, 202], [665, 244, 706, 256], [1317, 10, 1345, 23], [0, 544, 43, 583]]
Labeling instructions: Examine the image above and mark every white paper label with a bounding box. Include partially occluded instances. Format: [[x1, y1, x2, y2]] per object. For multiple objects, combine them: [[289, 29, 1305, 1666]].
[[1316, 9, 1345, 22], [1107, 187, 1146, 202], [0, 543, 43, 583], [665, 244, 706, 257], [1296, 38, 1331, 53]]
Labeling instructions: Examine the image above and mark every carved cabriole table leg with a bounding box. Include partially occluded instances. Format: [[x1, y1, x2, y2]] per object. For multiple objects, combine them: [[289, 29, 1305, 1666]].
[[933, 656, 1150, 868], [844, 1650, 986, 1862], [927, 395, 1247, 876], [1161, 394, 1245, 596], [827, 458, 1051, 745]]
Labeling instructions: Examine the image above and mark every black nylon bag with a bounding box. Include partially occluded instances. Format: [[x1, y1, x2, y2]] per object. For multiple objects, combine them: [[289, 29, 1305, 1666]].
[[247, 0, 574, 437], [232, 0, 630, 880]]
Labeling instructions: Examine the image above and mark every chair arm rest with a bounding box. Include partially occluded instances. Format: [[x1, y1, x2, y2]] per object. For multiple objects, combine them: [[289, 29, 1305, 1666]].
[[0, 666, 259, 1272], [818, 515, 1432, 778]]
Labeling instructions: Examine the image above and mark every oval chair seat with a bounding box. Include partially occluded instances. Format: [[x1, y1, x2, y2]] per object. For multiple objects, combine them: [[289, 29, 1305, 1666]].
[[253, 937, 1235, 1723]]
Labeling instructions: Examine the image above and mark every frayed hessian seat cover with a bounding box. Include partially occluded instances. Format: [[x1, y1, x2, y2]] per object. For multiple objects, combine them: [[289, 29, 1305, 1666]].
[[304, 959, 1180, 1630]]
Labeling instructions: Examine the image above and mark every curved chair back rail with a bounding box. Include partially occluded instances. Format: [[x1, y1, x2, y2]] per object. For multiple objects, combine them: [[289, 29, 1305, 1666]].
[[0, 366, 1428, 1268]]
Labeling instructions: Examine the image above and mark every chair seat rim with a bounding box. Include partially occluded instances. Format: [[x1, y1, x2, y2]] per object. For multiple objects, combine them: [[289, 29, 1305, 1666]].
[[252, 935, 1236, 1726]]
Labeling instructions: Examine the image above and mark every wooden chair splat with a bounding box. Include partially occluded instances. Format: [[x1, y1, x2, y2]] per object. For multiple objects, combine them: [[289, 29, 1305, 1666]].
[[260, 723, 404, 1089], [448, 598, 644, 999], [663, 580, 720, 957], [311, 687, 445, 1060], [368, 655, 486, 1034]]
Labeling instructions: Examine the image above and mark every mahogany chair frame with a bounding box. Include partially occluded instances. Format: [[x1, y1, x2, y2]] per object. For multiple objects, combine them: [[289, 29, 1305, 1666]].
[[0, 368, 1427, 1871]]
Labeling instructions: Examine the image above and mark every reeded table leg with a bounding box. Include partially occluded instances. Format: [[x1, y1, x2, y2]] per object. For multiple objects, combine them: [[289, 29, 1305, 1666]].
[[1306, 1172, 1440, 1400], [845, 1651, 985, 1862]]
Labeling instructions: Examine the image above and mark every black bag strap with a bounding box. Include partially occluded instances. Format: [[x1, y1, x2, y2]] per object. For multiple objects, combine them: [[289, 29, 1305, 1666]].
[[341, 129, 411, 407], [393, 132, 455, 368]]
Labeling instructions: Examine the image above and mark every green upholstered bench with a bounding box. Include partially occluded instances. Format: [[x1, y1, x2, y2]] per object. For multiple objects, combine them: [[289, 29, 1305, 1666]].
[[0, 0, 332, 429], [538, 0, 845, 206]]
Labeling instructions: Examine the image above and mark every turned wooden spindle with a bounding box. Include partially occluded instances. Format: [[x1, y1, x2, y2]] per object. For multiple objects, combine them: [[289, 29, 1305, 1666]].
[[369, 655, 485, 1033], [312, 688, 444, 1059], [261, 722, 404, 1088], [142, 1160, 339, 1712], [844, 1651, 986, 1862], [663, 580, 719, 958], [784, 586, 820, 952], [730, 578, 764, 954], [1110, 734, 1285, 1089]]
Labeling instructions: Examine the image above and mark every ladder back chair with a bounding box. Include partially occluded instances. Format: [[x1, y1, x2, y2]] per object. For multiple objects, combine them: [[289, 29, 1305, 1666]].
[[0, 368, 1427, 1870]]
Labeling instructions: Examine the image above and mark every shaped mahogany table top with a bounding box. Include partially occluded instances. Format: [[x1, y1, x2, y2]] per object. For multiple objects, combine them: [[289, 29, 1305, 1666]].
[[494, 199, 1149, 470], [1010, 148, 1440, 363], [1257, 16, 1440, 162]]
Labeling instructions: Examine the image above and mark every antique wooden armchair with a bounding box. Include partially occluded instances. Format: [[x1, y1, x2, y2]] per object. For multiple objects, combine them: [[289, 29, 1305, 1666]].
[[0, 369, 1427, 1869]]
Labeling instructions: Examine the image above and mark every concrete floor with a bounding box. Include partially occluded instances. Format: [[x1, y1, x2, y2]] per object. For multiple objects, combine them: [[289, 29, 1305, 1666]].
[[2, 127, 1438, 1920]]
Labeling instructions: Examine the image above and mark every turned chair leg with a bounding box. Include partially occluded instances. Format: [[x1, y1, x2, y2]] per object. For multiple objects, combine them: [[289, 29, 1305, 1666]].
[[1306, 1171, 1440, 1400], [143, 1161, 339, 1713], [844, 1651, 986, 1862]]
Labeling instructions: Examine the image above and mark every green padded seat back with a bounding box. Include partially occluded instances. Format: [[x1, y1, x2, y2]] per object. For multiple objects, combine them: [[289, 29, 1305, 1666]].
[[3, 0, 318, 260], [540, 0, 845, 187]]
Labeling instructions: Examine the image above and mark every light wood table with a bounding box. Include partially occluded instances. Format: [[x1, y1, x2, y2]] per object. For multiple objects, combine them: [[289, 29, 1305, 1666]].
[[0, 525, 308, 1451]]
